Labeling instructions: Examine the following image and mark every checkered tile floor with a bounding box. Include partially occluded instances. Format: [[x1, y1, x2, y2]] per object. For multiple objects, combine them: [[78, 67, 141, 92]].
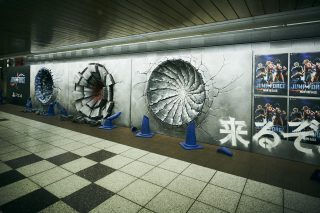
[[0, 112, 319, 213]]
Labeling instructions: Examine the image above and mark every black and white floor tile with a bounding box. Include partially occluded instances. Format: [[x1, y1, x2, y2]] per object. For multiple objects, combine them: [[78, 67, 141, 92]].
[[0, 112, 319, 213]]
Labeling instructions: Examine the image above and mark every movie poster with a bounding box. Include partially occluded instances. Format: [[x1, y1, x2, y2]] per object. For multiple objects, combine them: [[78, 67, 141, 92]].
[[289, 52, 320, 97], [253, 96, 287, 136], [254, 54, 288, 96], [288, 98, 320, 145]]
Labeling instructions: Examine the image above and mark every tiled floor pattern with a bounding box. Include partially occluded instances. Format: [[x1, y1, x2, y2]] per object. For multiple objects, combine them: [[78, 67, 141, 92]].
[[0, 112, 319, 213]]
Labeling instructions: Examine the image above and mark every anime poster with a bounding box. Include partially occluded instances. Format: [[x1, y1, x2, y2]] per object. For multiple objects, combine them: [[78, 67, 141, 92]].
[[253, 96, 287, 136], [289, 52, 320, 97], [288, 98, 320, 145], [254, 54, 288, 96]]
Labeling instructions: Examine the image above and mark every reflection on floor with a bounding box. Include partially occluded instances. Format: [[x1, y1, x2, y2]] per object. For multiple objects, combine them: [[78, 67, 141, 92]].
[[0, 111, 319, 213]]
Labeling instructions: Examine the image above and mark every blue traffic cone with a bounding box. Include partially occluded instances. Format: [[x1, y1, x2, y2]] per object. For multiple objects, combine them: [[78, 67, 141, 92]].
[[47, 102, 55, 116], [99, 112, 122, 130], [217, 146, 233, 157], [24, 97, 33, 112], [136, 115, 154, 138], [180, 121, 203, 150], [60, 107, 68, 117], [56, 102, 68, 116]]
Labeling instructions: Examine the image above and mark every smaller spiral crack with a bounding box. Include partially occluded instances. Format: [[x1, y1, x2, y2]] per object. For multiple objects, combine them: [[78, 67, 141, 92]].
[[35, 68, 54, 104]]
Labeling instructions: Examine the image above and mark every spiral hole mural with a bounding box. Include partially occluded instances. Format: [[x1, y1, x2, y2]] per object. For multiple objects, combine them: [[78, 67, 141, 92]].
[[147, 59, 206, 126], [73, 63, 114, 120], [35, 68, 54, 104]]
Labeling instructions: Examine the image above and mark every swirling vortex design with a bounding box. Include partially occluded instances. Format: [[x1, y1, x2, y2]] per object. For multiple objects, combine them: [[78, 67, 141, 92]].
[[73, 63, 114, 120], [147, 59, 206, 126], [35, 68, 54, 104]]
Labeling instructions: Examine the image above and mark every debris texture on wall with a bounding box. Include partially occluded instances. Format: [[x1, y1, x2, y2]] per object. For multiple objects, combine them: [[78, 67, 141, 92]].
[[73, 63, 115, 120]]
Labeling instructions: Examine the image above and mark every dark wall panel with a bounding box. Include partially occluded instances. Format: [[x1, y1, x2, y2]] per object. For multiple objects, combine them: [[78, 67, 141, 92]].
[[4, 66, 30, 106]]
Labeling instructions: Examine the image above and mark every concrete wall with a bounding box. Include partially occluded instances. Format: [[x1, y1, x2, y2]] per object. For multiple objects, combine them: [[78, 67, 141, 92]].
[[30, 55, 131, 127], [30, 38, 320, 165]]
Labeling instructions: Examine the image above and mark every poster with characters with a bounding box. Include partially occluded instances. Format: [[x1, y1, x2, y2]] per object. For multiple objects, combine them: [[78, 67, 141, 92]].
[[289, 52, 320, 97], [288, 98, 320, 145], [254, 54, 288, 96], [253, 96, 288, 136]]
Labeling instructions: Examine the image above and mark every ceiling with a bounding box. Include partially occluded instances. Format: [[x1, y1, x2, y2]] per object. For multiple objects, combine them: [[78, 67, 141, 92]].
[[1, 0, 320, 57]]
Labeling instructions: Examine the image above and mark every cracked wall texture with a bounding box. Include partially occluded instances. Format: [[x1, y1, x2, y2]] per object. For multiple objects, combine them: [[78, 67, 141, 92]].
[[147, 59, 206, 126], [131, 49, 252, 150], [29, 38, 320, 165], [34, 68, 54, 105], [30, 56, 131, 127], [73, 63, 115, 120]]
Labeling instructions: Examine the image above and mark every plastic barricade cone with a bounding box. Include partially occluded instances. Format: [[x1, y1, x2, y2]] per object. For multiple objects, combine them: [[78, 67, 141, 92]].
[[47, 102, 55, 116], [217, 146, 233, 157], [136, 115, 154, 138], [180, 121, 203, 150], [99, 112, 122, 130]]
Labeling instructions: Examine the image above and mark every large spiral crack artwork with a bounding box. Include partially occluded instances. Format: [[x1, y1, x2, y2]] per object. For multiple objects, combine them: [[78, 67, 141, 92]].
[[73, 63, 114, 120], [35, 68, 54, 104], [147, 59, 206, 126]]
